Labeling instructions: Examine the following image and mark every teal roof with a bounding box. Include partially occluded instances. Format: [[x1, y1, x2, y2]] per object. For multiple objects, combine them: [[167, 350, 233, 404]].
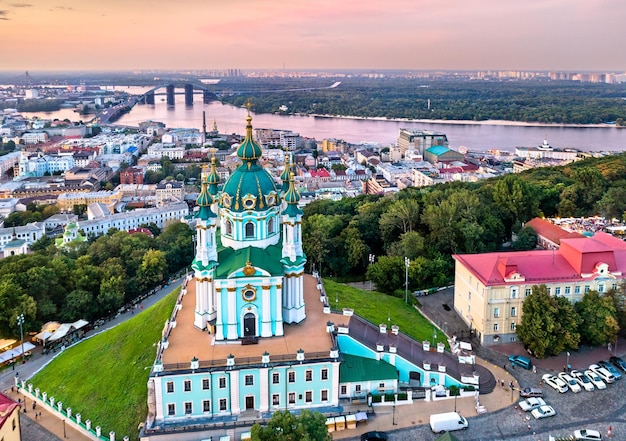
[[339, 354, 398, 383], [426, 145, 450, 156], [215, 243, 284, 278], [282, 173, 302, 217]]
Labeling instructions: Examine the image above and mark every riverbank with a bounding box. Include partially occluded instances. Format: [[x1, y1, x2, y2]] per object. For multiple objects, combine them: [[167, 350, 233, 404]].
[[311, 113, 621, 129]]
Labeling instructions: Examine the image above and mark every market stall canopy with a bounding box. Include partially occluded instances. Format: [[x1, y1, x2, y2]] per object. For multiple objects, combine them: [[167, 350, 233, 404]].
[[0, 342, 35, 364], [48, 319, 89, 343]]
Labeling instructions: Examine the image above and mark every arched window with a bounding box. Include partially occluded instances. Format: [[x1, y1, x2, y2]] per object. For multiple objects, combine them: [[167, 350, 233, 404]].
[[268, 217, 275, 234], [245, 222, 255, 238], [224, 219, 232, 235]]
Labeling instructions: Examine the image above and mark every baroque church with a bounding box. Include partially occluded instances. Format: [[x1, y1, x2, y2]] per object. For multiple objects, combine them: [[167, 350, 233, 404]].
[[142, 112, 492, 440]]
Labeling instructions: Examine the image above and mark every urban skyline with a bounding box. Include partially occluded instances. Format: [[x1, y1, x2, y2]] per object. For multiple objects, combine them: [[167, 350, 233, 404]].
[[0, 0, 625, 72]]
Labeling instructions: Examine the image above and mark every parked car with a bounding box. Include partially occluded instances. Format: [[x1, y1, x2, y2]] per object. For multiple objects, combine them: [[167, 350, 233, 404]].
[[597, 360, 622, 380], [519, 397, 546, 411], [509, 354, 532, 370], [570, 370, 595, 391], [361, 432, 388, 441], [589, 364, 616, 384], [558, 372, 582, 393], [531, 405, 556, 419], [519, 387, 543, 398], [542, 373, 568, 393], [583, 369, 607, 390], [573, 428, 603, 440], [609, 356, 626, 373]]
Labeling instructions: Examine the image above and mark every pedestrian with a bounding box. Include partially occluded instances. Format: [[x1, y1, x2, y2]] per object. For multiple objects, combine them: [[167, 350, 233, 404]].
[[32, 401, 36, 410], [503, 363, 507, 371], [501, 379, 505, 388], [532, 365, 537, 374], [509, 381, 514, 389]]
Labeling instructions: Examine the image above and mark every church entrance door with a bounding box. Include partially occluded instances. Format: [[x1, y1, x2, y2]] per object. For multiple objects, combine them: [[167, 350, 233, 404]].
[[244, 313, 256, 337], [245, 396, 254, 410]]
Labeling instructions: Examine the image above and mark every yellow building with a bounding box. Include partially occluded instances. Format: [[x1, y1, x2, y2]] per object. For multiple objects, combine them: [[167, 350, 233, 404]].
[[453, 232, 626, 346], [0, 391, 21, 441]]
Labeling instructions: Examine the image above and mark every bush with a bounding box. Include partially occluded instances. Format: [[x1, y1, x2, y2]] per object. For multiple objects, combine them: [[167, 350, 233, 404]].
[[449, 385, 460, 396]]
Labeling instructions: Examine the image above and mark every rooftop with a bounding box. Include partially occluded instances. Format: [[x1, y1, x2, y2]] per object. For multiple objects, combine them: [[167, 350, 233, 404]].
[[161, 274, 341, 367]]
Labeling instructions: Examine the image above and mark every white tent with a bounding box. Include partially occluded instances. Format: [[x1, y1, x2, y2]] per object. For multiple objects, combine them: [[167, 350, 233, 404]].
[[0, 342, 35, 364], [47, 319, 89, 343]]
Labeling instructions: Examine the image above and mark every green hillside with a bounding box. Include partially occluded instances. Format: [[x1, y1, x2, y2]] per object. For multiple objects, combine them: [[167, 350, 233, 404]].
[[29, 290, 178, 440]]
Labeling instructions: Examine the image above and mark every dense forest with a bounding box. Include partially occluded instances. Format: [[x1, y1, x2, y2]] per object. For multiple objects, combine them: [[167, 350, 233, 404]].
[[218, 77, 626, 125], [301, 153, 626, 297], [0, 222, 194, 337]]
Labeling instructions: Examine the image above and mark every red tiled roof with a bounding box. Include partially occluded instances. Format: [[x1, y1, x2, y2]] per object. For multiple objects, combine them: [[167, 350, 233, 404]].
[[526, 217, 584, 245], [0, 391, 20, 431], [453, 232, 626, 286]]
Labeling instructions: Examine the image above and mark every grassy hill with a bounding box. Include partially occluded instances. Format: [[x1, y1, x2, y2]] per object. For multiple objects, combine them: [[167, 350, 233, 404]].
[[323, 279, 448, 346], [30, 289, 178, 440]]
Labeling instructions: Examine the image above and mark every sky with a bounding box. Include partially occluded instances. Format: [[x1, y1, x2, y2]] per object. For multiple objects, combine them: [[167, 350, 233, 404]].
[[0, 0, 625, 72]]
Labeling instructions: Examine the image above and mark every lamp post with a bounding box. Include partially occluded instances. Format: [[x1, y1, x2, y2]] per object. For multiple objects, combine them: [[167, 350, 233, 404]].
[[17, 314, 25, 363], [404, 257, 410, 304], [392, 404, 397, 425], [63, 419, 67, 438], [368, 254, 375, 291], [566, 351, 570, 371]]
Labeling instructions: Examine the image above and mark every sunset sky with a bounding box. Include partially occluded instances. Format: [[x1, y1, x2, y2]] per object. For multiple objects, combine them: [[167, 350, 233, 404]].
[[1, 0, 624, 72]]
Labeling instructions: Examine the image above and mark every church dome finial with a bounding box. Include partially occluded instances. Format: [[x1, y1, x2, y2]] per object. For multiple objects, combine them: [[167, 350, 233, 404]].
[[236, 100, 262, 163]]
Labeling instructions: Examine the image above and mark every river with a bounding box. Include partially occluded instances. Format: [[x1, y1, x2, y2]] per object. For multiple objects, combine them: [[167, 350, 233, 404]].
[[24, 86, 626, 153]]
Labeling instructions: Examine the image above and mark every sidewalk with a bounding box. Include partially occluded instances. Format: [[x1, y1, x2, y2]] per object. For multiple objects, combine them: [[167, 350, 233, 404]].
[[4, 386, 91, 441], [332, 358, 518, 440]]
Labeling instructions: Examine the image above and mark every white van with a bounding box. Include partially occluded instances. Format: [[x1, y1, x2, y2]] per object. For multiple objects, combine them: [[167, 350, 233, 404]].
[[430, 412, 469, 433]]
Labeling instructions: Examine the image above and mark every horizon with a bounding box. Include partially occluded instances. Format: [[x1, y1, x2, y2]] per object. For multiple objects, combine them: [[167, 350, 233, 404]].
[[0, 0, 625, 72]]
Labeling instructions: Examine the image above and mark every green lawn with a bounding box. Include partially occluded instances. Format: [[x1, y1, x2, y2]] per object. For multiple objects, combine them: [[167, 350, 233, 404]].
[[323, 279, 448, 347], [30, 290, 178, 440]]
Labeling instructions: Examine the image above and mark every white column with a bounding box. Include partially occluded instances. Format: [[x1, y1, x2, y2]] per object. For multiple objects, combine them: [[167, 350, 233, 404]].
[[215, 284, 225, 340], [227, 286, 238, 339], [229, 371, 240, 415], [261, 286, 272, 337], [331, 362, 340, 406], [275, 284, 284, 336], [259, 368, 269, 412], [153, 377, 164, 420]]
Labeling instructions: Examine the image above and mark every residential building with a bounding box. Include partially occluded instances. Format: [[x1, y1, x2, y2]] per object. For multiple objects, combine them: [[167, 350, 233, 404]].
[[453, 232, 626, 346], [0, 391, 21, 441], [120, 167, 145, 185], [397, 129, 448, 156], [155, 181, 184, 207]]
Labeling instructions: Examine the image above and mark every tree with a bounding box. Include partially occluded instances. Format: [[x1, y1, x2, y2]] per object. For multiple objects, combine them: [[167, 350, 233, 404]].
[[516, 285, 580, 358], [251, 410, 331, 441], [512, 226, 538, 250], [137, 249, 168, 291], [492, 174, 539, 238], [379, 198, 420, 242], [302, 214, 344, 276], [575, 291, 619, 346], [366, 255, 404, 294]]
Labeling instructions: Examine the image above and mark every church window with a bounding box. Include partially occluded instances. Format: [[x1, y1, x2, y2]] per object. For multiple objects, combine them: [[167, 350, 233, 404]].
[[321, 369, 328, 380], [288, 371, 296, 383], [245, 375, 254, 386], [305, 391, 313, 403], [166, 382, 174, 393], [272, 373, 280, 384], [224, 219, 232, 235], [272, 394, 280, 406], [184, 380, 191, 392], [244, 197, 255, 209], [268, 217, 275, 234], [243, 289, 256, 301], [219, 377, 226, 389], [202, 378, 210, 390], [219, 399, 227, 411], [184, 402, 192, 414], [203, 400, 211, 412], [305, 370, 313, 381], [321, 390, 328, 402], [245, 222, 255, 238], [167, 403, 175, 416]]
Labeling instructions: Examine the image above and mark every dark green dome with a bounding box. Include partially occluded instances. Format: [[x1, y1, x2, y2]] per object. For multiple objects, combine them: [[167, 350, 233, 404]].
[[221, 114, 279, 212], [207, 156, 220, 197], [196, 180, 215, 219], [282, 173, 302, 217], [236, 115, 262, 162]]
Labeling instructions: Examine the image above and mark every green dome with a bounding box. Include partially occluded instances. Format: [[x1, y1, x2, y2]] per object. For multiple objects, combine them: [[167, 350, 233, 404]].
[[280, 154, 291, 192], [221, 114, 279, 212], [207, 156, 221, 197], [236, 115, 262, 162], [196, 180, 215, 219], [282, 173, 302, 217], [221, 162, 279, 212]]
